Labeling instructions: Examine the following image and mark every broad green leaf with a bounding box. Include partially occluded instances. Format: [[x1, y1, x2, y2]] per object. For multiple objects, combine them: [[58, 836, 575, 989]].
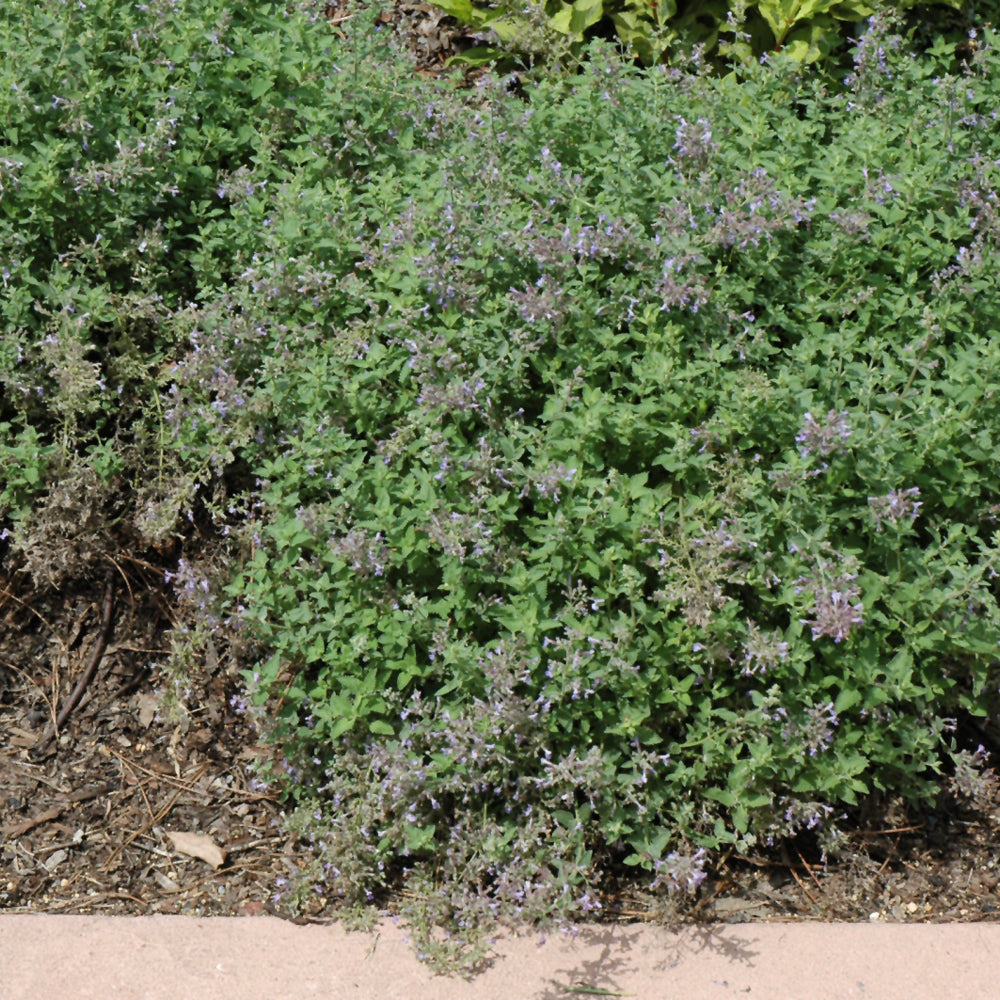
[[549, 0, 606, 38], [758, 0, 841, 43]]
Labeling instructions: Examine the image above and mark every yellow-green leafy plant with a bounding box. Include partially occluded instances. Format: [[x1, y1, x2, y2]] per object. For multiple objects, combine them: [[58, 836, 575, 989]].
[[433, 0, 962, 67]]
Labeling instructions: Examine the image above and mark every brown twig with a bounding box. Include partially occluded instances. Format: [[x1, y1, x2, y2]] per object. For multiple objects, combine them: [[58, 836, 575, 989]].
[[108, 749, 211, 795], [779, 846, 819, 905], [33, 578, 116, 753], [102, 785, 185, 872], [103, 553, 137, 629], [0, 584, 58, 633], [849, 825, 926, 838], [787, 861, 819, 905], [102, 762, 209, 872], [796, 847, 825, 892], [1, 783, 115, 838], [729, 852, 784, 867], [116, 754, 159, 827], [688, 878, 739, 915], [55, 577, 116, 730]]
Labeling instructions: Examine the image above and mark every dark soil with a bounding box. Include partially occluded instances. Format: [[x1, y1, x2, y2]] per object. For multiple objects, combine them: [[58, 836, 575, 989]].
[[3, 0, 1000, 931], [0, 570, 296, 918]]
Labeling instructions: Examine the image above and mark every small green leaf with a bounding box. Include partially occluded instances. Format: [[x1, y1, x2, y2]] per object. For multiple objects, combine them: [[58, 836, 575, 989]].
[[703, 787, 736, 808], [250, 76, 274, 100]]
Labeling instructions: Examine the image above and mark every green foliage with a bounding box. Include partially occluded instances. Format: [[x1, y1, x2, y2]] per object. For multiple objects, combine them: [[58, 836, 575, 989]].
[[432, 0, 963, 68], [0, 0, 375, 553], [4, 0, 1000, 973], [225, 18, 999, 966]]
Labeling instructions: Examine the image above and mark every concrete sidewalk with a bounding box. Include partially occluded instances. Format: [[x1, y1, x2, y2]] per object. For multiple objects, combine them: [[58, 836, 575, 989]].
[[2, 916, 998, 999]]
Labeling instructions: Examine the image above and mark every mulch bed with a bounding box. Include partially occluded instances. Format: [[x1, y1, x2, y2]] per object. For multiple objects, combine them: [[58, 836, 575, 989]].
[[0, 571, 300, 918]]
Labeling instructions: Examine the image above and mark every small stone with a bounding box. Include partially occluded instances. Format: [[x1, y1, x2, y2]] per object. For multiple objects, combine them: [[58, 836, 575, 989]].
[[906, 901, 918, 914], [868, 912, 881, 922], [45, 849, 68, 872]]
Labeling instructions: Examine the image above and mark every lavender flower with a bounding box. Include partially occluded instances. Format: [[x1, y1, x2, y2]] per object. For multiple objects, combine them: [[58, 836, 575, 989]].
[[540, 146, 562, 177], [795, 409, 852, 459], [869, 487, 922, 531], [844, 12, 903, 97], [740, 621, 790, 676], [327, 528, 389, 577], [768, 798, 835, 844], [795, 546, 865, 644], [670, 116, 719, 166], [784, 701, 839, 756], [949, 745, 997, 806], [650, 848, 708, 895], [229, 692, 250, 714], [164, 557, 216, 616], [422, 510, 491, 564], [801, 587, 864, 643], [522, 463, 577, 504], [657, 256, 710, 313], [509, 275, 565, 325]]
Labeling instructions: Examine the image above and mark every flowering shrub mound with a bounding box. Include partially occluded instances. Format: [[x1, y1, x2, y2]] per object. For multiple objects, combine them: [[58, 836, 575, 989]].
[[2, 0, 1000, 973]]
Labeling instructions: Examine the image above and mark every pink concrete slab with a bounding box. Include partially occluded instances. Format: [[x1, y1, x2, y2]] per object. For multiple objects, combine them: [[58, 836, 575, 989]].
[[1, 916, 998, 1000]]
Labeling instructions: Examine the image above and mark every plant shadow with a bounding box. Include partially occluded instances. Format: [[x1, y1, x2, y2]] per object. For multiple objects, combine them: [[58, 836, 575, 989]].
[[529, 922, 759, 1000]]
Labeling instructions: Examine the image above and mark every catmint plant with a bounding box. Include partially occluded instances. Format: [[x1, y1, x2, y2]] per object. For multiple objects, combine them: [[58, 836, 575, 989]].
[[6, 0, 1000, 972]]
